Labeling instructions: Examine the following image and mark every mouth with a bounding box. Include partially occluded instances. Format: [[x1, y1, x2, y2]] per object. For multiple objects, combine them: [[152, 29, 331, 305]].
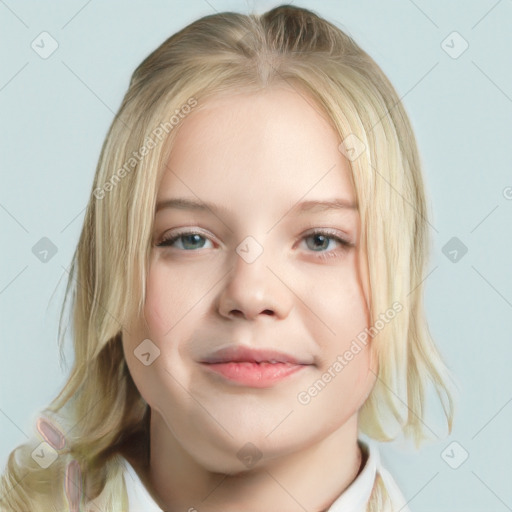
[[201, 345, 311, 365], [201, 361, 306, 388], [200, 345, 313, 388]]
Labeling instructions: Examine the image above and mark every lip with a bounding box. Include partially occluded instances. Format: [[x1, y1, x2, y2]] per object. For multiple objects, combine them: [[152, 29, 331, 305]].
[[201, 346, 311, 365], [201, 361, 307, 388], [200, 345, 313, 388]]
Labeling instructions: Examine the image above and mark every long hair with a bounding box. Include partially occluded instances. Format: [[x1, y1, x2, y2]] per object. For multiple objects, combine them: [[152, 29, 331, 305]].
[[0, 5, 455, 511]]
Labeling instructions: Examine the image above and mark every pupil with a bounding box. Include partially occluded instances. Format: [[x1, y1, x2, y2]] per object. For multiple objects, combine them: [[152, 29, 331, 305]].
[[311, 234, 328, 251], [183, 234, 204, 249]]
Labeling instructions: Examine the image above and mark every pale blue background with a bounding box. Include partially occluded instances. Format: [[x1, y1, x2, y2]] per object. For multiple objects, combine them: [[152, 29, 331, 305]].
[[1, 1, 511, 510]]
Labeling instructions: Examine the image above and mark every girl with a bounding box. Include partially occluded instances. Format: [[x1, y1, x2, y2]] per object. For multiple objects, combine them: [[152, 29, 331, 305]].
[[0, 4, 455, 511]]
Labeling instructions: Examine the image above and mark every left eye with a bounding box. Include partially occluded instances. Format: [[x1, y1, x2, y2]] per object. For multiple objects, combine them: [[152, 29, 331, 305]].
[[301, 230, 349, 252]]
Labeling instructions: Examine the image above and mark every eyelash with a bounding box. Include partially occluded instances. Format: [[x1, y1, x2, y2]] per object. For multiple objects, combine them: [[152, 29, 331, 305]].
[[156, 228, 354, 261]]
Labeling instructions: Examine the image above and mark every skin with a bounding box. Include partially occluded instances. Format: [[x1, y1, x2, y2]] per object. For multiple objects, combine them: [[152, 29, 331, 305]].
[[122, 84, 378, 512]]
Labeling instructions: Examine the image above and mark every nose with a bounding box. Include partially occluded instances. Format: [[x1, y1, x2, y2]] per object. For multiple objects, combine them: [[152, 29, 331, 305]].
[[217, 243, 292, 321]]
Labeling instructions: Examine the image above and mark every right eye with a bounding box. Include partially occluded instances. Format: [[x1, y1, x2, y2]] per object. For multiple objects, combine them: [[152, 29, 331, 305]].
[[156, 230, 214, 251]]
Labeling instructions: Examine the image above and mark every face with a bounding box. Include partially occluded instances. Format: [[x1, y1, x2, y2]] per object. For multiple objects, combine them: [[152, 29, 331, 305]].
[[122, 85, 377, 472]]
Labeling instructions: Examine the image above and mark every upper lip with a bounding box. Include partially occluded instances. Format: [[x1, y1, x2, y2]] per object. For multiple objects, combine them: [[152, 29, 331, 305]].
[[201, 345, 311, 365]]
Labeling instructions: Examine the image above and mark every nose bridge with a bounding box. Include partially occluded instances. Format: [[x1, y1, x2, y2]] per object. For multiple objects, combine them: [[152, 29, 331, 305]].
[[235, 234, 267, 267], [230, 233, 272, 292], [219, 232, 286, 319]]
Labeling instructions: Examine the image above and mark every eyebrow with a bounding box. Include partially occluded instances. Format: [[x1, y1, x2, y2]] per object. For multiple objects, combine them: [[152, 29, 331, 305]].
[[155, 197, 358, 215]]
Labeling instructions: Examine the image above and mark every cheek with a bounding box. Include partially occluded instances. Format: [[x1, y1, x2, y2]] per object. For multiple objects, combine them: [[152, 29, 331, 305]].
[[305, 263, 372, 394], [143, 258, 219, 338], [143, 262, 192, 338], [144, 285, 169, 339], [307, 335, 374, 422], [306, 263, 370, 346], [121, 265, 181, 407]]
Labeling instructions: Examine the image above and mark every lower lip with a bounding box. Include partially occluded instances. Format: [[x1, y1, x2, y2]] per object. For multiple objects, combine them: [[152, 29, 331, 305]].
[[201, 361, 307, 388]]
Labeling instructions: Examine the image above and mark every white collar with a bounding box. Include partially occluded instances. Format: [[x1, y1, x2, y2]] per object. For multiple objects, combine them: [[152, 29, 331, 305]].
[[118, 439, 410, 512]]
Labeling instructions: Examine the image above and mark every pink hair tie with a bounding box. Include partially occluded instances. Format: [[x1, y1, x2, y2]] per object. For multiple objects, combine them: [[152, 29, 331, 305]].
[[36, 416, 66, 450], [65, 459, 82, 512]]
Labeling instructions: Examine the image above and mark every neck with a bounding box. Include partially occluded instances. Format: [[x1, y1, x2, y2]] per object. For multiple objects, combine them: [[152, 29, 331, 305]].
[[140, 410, 364, 512]]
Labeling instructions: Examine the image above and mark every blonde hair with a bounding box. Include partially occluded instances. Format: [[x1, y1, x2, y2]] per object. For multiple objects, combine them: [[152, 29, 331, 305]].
[[1, 4, 455, 511]]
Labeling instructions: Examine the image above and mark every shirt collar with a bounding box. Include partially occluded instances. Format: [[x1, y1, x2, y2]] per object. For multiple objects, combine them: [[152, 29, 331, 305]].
[[325, 439, 377, 511]]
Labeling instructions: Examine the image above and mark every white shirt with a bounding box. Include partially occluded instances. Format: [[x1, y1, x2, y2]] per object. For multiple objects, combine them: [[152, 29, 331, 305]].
[[112, 439, 411, 512]]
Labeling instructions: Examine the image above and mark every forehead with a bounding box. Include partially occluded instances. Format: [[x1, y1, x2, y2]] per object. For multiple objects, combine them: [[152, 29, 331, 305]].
[[157, 86, 356, 210]]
